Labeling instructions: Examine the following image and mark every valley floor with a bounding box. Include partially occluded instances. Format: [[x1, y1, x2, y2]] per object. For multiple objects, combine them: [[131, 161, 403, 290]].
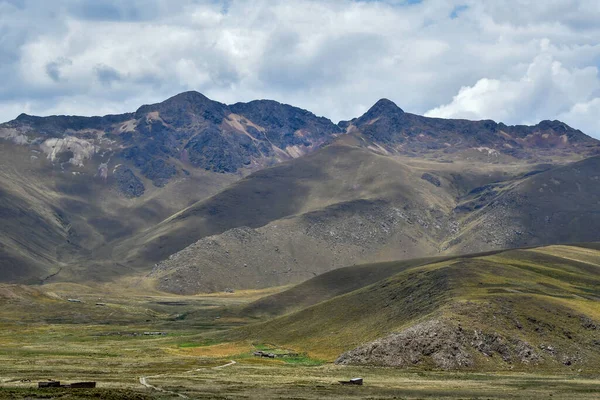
[[0, 282, 599, 399]]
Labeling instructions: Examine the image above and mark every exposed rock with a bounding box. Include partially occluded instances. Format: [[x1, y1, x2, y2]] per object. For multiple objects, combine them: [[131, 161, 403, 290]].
[[141, 159, 176, 187], [421, 172, 441, 187], [336, 319, 541, 369], [3, 91, 343, 180], [336, 320, 473, 369], [471, 330, 539, 364], [12, 112, 133, 137], [229, 99, 340, 150], [184, 125, 261, 173], [113, 166, 145, 198], [40, 136, 96, 167]]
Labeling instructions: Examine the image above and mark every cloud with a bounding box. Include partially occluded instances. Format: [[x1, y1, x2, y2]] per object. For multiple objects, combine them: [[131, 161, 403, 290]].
[[94, 64, 122, 86], [425, 51, 600, 127], [559, 98, 600, 137], [0, 0, 599, 138], [45, 58, 73, 82]]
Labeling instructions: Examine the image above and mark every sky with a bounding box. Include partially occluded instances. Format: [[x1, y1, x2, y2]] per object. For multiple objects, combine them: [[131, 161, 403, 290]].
[[1, 0, 600, 137]]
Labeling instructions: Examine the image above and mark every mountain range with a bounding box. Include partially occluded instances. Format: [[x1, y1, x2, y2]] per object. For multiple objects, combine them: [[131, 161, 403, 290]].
[[1, 91, 600, 293]]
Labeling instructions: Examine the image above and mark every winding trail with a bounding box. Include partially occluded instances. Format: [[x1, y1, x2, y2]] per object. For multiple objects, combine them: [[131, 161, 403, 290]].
[[139, 375, 188, 399], [139, 360, 236, 398], [212, 360, 236, 369]]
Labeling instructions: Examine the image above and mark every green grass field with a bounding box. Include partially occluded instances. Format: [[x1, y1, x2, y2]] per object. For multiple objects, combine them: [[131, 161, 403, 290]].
[[1, 245, 600, 398]]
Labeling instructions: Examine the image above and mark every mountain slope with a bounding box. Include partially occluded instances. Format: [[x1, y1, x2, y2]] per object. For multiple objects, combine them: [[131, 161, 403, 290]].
[[0, 138, 240, 283], [0, 92, 342, 282], [230, 244, 600, 371], [124, 142, 540, 292], [0, 163, 73, 283], [2, 92, 600, 287], [140, 144, 600, 294], [450, 155, 600, 253]]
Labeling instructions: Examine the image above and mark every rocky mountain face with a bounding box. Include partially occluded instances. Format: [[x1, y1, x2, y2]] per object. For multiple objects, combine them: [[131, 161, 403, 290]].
[[342, 98, 599, 161], [1, 91, 341, 193], [0, 92, 341, 283], [1, 93, 595, 199], [1, 91, 600, 289]]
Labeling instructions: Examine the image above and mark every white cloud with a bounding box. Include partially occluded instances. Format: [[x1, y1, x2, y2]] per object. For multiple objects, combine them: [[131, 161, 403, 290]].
[[0, 0, 599, 138], [425, 53, 600, 130], [559, 98, 600, 137]]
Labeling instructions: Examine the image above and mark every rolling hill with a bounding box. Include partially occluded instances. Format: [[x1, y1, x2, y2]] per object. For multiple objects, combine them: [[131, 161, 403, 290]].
[[229, 244, 600, 372]]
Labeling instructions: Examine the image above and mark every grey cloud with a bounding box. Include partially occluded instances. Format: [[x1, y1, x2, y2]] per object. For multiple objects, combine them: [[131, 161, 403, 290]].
[[45, 63, 60, 82], [45, 58, 72, 82], [478, 1, 600, 32], [450, 5, 467, 19], [3, 0, 26, 9], [95, 64, 122, 85]]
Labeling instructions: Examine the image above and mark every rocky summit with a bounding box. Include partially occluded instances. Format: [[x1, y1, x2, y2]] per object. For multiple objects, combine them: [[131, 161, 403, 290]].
[[1, 92, 596, 196], [343, 98, 598, 160], [1, 91, 342, 192]]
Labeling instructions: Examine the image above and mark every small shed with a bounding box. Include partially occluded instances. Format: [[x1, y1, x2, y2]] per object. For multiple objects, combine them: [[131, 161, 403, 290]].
[[68, 382, 96, 388], [38, 381, 60, 388], [339, 377, 363, 385]]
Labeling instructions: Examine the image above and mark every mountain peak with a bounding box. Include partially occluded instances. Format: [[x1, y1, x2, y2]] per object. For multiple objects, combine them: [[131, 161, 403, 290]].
[[351, 98, 404, 128], [134, 90, 227, 124], [536, 119, 575, 132], [16, 113, 31, 120], [166, 90, 211, 103], [369, 98, 404, 114], [149, 90, 226, 110]]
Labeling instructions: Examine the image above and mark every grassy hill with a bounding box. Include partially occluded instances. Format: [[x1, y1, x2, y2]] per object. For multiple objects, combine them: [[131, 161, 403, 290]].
[[229, 244, 600, 372], [134, 142, 537, 293], [241, 255, 453, 318], [2, 280, 599, 398]]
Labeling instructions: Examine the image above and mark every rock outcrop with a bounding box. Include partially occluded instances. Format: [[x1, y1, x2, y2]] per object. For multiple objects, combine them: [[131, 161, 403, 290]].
[[113, 165, 145, 198], [335, 319, 540, 369]]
